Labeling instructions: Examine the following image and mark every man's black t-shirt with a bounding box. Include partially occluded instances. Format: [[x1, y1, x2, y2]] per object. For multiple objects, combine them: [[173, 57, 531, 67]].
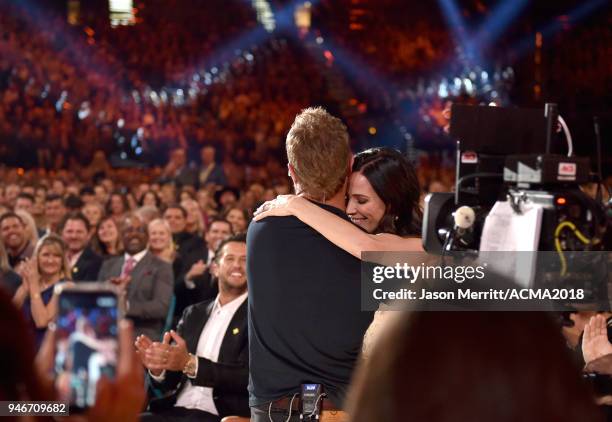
[[246, 201, 373, 408]]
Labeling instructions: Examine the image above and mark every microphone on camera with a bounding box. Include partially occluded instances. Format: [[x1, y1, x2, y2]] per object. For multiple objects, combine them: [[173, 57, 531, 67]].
[[442, 205, 476, 252], [451, 206, 476, 248], [454, 206, 475, 233]]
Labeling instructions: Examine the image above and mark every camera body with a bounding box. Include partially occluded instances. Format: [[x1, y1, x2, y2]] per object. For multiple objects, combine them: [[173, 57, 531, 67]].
[[423, 104, 610, 255], [422, 104, 610, 304]]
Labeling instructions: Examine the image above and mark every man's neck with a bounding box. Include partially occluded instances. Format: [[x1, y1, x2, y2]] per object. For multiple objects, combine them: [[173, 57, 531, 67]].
[[218, 288, 246, 306], [300, 192, 346, 211], [67, 248, 84, 260], [127, 248, 146, 258], [9, 241, 29, 257]]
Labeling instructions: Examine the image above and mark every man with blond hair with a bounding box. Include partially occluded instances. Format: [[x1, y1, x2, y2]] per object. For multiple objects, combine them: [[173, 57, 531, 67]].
[[247, 107, 373, 421]]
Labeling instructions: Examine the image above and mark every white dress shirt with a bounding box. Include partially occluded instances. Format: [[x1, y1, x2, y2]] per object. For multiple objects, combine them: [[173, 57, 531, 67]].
[[68, 250, 84, 269], [152, 292, 247, 415], [121, 249, 148, 273], [206, 249, 215, 265]]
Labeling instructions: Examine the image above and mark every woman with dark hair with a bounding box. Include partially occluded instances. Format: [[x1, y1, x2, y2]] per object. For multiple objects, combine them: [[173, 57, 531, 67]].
[[90, 216, 123, 257], [106, 191, 129, 223], [345, 311, 604, 422], [254, 147, 423, 258], [255, 147, 424, 354], [224, 206, 250, 234], [139, 190, 162, 209]]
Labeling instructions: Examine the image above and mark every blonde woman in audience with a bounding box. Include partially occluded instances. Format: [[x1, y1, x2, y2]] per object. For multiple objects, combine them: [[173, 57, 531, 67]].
[[15, 209, 40, 253], [13, 234, 71, 349], [147, 218, 176, 264], [180, 198, 205, 236]]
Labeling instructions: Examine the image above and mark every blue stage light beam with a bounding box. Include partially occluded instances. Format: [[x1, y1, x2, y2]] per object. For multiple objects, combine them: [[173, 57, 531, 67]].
[[436, 0, 479, 65], [472, 0, 529, 51], [294, 31, 397, 100], [195, 0, 320, 71]]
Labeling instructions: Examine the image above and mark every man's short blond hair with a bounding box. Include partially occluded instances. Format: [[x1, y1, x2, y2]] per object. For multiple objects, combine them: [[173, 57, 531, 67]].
[[286, 107, 350, 200]]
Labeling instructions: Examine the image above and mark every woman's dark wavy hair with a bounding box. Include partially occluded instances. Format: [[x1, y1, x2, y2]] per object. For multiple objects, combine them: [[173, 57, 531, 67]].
[[347, 310, 604, 422], [138, 190, 162, 208], [352, 147, 422, 236]]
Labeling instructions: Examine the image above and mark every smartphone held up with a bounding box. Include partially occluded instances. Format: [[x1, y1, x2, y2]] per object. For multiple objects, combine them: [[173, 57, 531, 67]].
[[53, 283, 121, 412]]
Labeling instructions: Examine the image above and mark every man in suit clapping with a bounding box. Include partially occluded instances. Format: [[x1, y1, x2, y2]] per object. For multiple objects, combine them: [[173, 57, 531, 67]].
[[136, 234, 249, 422]]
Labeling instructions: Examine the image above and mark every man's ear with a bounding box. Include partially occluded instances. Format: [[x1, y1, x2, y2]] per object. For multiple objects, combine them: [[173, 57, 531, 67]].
[[210, 261, 219, 278], [287, 164, 298, 184], [349, 153, 355, 172]]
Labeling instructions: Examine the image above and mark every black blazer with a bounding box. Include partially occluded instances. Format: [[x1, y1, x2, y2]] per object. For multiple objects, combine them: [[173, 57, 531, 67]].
[[149, 298, 249, 417], [173, 232, 207, 274], [71, 247, 103, 282], [174, 269, 218, 320]]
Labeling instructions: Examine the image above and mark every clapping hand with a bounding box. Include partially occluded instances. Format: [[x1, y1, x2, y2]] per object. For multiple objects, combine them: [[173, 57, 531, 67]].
[[22, 257, 41, 294], [110, 276, 131, 293], [134, 334, 156, 373], [143, 331, 190, 374], [582, 314, 612, 365], [186, 260, 207, 280]]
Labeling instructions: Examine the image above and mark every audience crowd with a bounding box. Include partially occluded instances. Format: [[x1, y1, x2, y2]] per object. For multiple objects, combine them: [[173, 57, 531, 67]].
[[0, 1, 334, 171], [0, 1, 610, 421]]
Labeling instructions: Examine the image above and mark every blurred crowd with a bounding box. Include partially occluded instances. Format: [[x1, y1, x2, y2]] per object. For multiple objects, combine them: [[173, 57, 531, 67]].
[[0, 1, 610, 419], [315, 0, 453, 81], [0, 1, 332, 171], [545, 20, 612, 112]]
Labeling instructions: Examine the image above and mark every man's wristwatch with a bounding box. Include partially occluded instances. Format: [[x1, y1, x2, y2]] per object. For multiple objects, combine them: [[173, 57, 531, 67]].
[[182, 353, 197, 378]]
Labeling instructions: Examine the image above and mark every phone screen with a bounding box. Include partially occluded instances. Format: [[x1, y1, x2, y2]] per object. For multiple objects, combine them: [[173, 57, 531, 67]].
[[55, 290, 119, 411]]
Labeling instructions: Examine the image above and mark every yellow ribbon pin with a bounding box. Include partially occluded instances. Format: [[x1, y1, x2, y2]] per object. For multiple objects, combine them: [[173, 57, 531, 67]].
[[232, 328, 239, 335]]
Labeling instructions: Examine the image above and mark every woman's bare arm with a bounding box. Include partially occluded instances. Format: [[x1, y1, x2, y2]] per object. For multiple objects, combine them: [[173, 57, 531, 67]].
[[29, 292, 58, 328], [255, 195, 423, 259]]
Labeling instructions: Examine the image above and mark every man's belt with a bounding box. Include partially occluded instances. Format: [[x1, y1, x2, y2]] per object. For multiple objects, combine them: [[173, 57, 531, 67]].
[[271, 396, 335, 411], [269, 397, 348, 422]]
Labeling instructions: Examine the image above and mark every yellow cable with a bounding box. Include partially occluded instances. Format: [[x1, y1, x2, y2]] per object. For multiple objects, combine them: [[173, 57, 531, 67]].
[[554, 236, 567, 276], [554, 221, 591, 276]]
